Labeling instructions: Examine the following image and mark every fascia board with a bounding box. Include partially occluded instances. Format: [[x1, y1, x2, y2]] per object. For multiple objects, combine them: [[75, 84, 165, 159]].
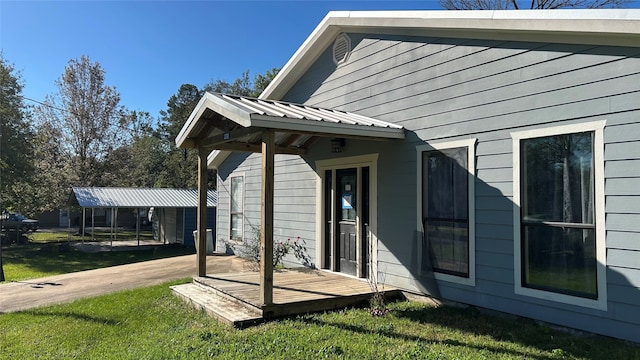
[[261, 10, 640, 101], [175, 93, 253, 148], [250, 114, 405, 139], [175, 94, 214, 148]]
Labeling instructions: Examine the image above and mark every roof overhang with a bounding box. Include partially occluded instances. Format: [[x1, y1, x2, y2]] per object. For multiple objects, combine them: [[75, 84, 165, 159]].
[[175, 92, 404, 166], [261, 9, 640, 100]]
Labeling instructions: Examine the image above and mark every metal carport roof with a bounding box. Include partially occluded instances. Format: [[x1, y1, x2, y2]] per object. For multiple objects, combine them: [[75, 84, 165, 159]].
[[70, 187, 217, 208]]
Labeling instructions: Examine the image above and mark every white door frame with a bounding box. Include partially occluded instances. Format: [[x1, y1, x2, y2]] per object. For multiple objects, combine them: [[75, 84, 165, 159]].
[[316, 154, 379, 278]]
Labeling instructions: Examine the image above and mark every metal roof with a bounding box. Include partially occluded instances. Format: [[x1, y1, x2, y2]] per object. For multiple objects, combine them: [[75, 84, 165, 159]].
[[70, 187, 217, 208], [175, 92, 404, 152]]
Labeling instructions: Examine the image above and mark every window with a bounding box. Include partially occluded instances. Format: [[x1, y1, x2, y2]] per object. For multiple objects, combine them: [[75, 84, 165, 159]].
[[230, 175, 244, 241], [417, 139, 476, 286], [512, 121, 606, 310]]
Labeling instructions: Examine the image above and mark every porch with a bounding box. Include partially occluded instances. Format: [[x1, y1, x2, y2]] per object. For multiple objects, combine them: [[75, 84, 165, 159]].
[[171, 268, 402, 328]]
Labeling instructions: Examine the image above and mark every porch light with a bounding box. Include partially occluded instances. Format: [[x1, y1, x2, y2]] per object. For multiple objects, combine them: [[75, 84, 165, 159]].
[[331, 138, 345, 153]]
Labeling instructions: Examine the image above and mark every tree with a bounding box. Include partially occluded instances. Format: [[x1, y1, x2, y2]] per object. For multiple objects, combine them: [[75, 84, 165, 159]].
[[204, 68, 280, 98], [35, 55, 127, 187], [0, 55, 34, 213], [24, 121, 70, 213], [157, 84, 203, 188], [252, 68, 280, 97], [102, 111, 166, 187], [441, 0, 629, 9], [154, 68, 281, 189]]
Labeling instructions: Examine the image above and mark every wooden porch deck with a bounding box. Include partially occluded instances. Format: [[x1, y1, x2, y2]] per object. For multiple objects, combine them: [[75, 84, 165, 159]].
[[171, 269, 402, 327]]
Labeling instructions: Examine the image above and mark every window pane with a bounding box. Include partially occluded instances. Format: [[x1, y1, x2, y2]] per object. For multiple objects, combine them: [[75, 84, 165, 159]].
[[422, 147, 469, 277], [426, 219, 469, 276], [522, 132, 593, 224], [423, 148, 468, 221], [231, 177, 243, 213], [230, 214, 242, 240], [523, 225, 597, 298]]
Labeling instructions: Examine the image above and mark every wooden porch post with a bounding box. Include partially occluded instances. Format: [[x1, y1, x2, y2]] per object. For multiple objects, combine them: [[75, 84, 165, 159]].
[[260, 130, 275, 306], [197, 147, 209, 277]]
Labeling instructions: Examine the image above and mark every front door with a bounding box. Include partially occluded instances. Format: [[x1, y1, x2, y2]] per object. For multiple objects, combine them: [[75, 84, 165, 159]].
[[337, 168, 357, 276], [323, 166, 370, 277]]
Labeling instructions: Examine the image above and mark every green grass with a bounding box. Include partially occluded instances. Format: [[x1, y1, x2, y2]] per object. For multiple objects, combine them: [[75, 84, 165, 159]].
[[0, 280, 637, 359], [27, 229, 155, 243], [1, 234, 194, 282]]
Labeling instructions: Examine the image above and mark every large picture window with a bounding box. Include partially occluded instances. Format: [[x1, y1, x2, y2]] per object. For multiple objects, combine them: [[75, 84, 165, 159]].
[[417, 138, 476, 286], [512, 121, 606, 310], [230, 176, 244, 241], [521, 132, 596, 298]]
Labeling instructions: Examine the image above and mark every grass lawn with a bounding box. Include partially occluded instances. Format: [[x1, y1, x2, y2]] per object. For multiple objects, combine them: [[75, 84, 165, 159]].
[[0, 280, 638, 359], [0, 231, 194, 282]]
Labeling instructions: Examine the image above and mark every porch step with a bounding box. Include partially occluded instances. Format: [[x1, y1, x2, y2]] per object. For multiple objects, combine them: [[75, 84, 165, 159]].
[[192, 276, 262, 314], [170, 283, 263, 328]]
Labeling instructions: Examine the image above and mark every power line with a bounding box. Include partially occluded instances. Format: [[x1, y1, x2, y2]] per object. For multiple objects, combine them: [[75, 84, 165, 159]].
[[18, 95, 160, 135]]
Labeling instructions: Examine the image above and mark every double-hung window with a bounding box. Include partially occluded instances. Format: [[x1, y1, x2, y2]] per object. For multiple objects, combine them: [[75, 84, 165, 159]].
[[230, 175, 244, 241], [418, 139, 476, 286], [512, 121, 606, 310]]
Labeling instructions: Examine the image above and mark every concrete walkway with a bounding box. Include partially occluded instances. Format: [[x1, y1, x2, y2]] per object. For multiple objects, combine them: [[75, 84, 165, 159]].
[[0, 254, 251, 313]]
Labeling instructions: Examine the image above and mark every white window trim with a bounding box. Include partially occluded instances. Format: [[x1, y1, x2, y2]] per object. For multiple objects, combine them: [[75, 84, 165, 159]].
[[316, 154, 379, 279], [416, 138, 477, 287], [511, 120, 607, 311], [228, 173, 245, 243]]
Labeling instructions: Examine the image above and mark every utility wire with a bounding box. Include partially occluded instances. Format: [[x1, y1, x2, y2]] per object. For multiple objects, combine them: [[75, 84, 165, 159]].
[[18, 95, 161, 136]]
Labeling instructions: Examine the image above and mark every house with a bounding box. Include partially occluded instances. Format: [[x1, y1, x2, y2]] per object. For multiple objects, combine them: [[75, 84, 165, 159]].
[[70, 187, 216, 248], [176, 10, 640, 342]]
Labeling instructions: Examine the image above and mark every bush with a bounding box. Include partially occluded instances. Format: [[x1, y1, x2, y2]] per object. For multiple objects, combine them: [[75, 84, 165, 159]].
[[226, 227, 313, 269]]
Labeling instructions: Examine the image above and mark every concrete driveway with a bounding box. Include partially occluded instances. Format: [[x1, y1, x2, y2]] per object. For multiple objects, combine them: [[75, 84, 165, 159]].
[[0, 254, 251, 313]]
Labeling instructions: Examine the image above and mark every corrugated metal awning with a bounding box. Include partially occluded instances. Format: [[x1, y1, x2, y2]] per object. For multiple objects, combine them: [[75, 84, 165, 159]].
[[175, 92, 404, 153], [70, 187, 217, 208]]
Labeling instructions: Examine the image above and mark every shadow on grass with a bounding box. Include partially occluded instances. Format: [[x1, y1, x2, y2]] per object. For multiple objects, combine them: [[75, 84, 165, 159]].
[[300, 314, 555, 360], [22, 309, 120, 326], [300, 304, 638, 360]]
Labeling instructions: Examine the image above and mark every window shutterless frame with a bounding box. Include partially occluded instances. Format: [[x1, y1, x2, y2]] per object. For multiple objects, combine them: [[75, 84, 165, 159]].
[[416, 138, 476, 287], [229, 174, 244, 241], [512, 121, 607, 310]]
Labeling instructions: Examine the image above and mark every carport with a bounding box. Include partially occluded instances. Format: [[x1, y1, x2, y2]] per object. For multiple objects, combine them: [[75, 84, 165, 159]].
[[69, 187, 217, 249]]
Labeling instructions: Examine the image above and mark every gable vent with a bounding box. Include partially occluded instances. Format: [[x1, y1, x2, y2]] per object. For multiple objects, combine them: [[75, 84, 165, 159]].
[[332, 34, 351, 65]]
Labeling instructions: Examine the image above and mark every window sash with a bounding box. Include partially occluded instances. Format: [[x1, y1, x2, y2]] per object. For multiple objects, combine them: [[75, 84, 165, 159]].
[[520, 131, 597, 299], [230, 176, 243, 240], [422, 147, 470, 277]]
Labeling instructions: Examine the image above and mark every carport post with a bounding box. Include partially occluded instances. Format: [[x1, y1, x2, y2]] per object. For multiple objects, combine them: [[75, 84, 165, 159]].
[[197, 147, 209, 277]]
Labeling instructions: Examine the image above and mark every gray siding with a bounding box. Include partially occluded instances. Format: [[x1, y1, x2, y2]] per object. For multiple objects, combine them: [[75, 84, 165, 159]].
[[216, 153, 317, 267], [281, 33, 640, 342]]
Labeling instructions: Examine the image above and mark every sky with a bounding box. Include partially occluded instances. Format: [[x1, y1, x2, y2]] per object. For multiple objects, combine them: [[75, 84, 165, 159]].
[[1, 1, 639, 121], [0, 1, 443, 120]]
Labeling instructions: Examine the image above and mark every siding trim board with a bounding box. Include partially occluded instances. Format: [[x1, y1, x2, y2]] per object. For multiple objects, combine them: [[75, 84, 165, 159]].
[[511, 120, 607, 311]]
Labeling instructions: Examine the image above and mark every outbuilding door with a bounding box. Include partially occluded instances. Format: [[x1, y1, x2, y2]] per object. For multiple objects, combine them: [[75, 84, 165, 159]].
[[323, 166, 370, 278]]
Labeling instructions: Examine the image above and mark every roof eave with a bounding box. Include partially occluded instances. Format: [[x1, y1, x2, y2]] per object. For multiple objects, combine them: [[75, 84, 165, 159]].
[[175, 92, 254, 149]]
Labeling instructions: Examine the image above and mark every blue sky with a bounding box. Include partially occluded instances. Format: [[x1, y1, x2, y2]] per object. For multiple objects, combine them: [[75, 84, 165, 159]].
[[1, 1, 443, 120], [1, 1, 638, 120]]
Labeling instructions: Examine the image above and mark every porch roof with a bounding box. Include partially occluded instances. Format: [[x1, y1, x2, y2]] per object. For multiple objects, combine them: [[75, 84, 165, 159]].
[[174, 92, 404, 157]]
